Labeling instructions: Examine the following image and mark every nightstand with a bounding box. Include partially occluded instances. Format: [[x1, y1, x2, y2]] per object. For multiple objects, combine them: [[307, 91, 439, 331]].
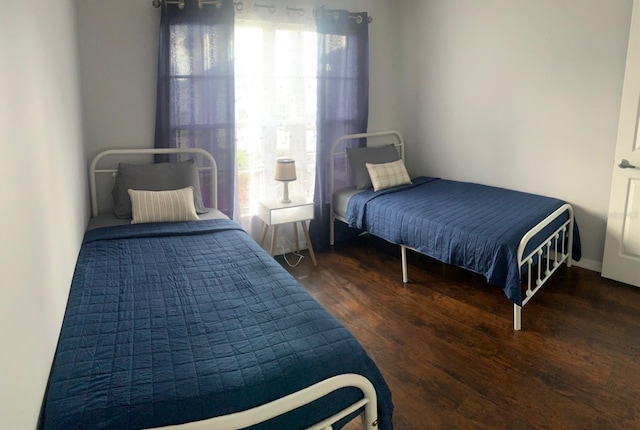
[[257, 199, 317, 266]]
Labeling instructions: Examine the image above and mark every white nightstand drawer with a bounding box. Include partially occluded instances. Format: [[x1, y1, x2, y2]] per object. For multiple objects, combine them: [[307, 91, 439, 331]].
[[259, 201, 314, 225]]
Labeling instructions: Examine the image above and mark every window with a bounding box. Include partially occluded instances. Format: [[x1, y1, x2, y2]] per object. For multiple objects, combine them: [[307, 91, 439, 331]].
[[234, 13, 317, 234]]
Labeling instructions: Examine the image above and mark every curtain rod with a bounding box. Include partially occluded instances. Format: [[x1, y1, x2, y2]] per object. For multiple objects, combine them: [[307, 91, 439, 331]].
[[244, 3, 305, 15], [314, 7, 373, 24], [152, 0, 222, 8], [152, 0, 373, 22], [240, 2, 373, 23]]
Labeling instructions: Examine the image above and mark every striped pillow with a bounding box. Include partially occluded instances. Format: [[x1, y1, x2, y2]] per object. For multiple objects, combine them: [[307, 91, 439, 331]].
[[128, 187, 200, 224], [365, 159, 412, 192]]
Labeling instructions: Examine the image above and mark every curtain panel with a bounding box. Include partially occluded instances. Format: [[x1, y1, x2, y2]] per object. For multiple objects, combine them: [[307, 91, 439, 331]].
[[154, 0, 235, 217], [310, 7, 370, 250]]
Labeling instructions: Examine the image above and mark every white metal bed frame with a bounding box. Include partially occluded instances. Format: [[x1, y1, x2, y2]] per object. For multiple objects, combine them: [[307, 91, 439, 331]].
[[88, 148, 381, 430], [89, 148, 219, 217], [329, 131, 575, 331]]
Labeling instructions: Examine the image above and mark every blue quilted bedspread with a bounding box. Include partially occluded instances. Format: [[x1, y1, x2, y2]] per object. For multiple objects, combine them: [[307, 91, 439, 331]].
[[41, 219, 393, 430], [346, 177, 581, 306]]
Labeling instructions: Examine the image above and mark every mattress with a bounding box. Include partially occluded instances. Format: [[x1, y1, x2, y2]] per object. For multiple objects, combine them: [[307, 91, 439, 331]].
[[333, 187, 362, 219], [86, 208, 228, 230], [345, 177, 581, 306], [41, 219, 393, 430]]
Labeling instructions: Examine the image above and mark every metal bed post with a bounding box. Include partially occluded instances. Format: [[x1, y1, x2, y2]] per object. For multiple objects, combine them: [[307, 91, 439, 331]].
[[513, 305, 522, 331], [401, 245, 409, 283]]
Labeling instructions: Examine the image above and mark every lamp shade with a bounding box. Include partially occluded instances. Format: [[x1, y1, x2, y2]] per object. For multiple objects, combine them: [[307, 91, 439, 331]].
[[274, 159, 297, 182]]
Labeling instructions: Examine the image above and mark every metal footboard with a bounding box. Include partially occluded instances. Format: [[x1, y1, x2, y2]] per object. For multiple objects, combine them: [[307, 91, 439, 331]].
[[154, 373, 379, 430], [513, 203, 574, 330]]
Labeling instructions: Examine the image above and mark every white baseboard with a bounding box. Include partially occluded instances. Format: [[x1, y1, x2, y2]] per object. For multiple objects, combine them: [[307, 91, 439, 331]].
[[572, 258, 602, 273]]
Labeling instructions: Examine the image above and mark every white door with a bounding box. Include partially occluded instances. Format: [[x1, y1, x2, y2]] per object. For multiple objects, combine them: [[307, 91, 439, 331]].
[[602, 0, 640, 287]]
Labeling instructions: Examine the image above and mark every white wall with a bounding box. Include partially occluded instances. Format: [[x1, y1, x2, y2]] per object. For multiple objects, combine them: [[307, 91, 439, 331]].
[[399, 0, 632, 268], [76, 0, 160, 162], [0, 1, 87, 428]]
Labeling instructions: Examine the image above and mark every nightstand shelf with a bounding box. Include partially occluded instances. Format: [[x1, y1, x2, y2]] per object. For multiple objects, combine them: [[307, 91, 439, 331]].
[[257, 199, 317, 266]]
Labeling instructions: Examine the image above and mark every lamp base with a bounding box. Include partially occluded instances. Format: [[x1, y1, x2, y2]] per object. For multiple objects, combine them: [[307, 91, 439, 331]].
[[280, 181, 291, 204]]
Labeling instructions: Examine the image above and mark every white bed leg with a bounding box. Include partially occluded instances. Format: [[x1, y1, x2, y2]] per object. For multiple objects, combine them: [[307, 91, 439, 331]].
[[513, 304, 522, 331], [401, 245, 408, 283]]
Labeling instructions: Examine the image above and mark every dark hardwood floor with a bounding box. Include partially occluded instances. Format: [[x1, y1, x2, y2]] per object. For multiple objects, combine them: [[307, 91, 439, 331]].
[[279, 235, 640, 429]]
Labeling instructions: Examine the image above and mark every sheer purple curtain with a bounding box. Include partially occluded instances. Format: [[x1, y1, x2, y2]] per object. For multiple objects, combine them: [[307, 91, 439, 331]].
[[310, 7, 370, 250], [154, 0, 235, 217]]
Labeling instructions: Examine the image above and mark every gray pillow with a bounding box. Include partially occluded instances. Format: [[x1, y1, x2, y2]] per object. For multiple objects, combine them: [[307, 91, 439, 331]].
[[112, 160, 206, 219], [346, 145, 400, 190]]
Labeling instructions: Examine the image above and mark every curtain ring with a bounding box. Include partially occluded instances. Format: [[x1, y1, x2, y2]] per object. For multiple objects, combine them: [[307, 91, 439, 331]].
[[286, 6, 304, 17], [152, 0, 162, 8], [254, 3, 276, 14], [234, 1, 244, 11], [332, 12, 339, 21], [198, 0, 223, 8]]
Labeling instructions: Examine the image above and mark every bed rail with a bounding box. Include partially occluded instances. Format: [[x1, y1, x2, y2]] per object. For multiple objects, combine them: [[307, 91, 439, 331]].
[[89, 148, 218, 217], [155, 373, 379, 430], [329, 130, 404, 246]]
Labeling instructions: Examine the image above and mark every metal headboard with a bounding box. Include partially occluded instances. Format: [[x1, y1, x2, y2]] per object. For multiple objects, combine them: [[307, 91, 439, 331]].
[[329, 130, 405, 245], [89, 148, 218, 217]]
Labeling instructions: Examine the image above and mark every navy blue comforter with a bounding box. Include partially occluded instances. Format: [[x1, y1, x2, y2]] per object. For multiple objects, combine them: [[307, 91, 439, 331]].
[[41, 219, 393, 430], [346, 177, 581, 306]]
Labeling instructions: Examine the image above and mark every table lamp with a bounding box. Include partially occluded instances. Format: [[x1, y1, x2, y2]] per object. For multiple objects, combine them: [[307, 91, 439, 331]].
[[274, 158, 296, 204]]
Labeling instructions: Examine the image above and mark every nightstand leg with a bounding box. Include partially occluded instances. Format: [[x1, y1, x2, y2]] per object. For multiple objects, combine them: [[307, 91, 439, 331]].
[[301, 220, 317, 267], [259, 223, 268, 248], [293, 223, 300, 252], [270, 225, 278, 257]]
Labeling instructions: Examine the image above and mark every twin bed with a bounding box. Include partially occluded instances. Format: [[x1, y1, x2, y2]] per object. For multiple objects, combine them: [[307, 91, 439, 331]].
[[41, 148, 393, 430], [330, 131, 581, 331]]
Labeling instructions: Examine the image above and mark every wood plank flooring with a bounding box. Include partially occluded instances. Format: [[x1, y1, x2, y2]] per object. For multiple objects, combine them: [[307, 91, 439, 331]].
[[279, 235, 640, 429]]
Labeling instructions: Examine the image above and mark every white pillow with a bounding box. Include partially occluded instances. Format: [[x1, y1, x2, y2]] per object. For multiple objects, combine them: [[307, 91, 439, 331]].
[[128, 187, 200, 224], [365, 159, 412, 192]]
